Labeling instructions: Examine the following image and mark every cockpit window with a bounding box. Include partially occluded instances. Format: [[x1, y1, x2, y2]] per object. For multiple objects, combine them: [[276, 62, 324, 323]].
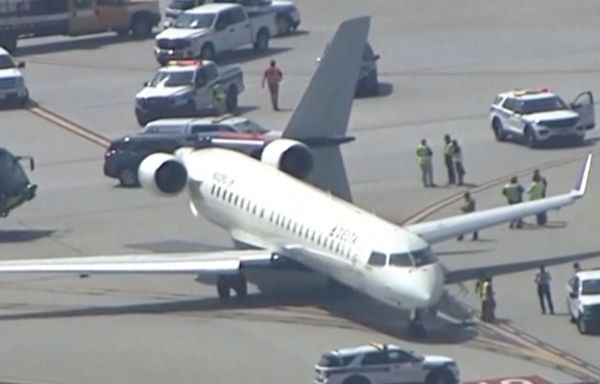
[[389, 253, 412, 267], [389, 247, 436, 267], [367, 252, 386, 267], [411, 247, 436, 267]]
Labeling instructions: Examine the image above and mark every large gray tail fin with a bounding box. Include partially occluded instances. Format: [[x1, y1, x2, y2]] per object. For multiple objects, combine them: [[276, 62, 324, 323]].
[[282, 16, 371, 202]]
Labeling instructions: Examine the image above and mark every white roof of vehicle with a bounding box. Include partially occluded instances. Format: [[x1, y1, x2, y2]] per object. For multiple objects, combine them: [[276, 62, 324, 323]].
[[498, 89, 558, 100], [576, 269, 600, 281], [186, 3, 240, 14], [328, 344, 403, 357]]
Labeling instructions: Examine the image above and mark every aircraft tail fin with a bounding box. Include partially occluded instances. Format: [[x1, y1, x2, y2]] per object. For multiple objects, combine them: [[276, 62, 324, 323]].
[[282, 16, 371, 202]]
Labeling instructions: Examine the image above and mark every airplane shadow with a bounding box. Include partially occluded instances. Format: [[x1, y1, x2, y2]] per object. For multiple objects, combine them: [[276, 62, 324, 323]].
[[0, 271, 478, 344], [0, 229, 55, 243]]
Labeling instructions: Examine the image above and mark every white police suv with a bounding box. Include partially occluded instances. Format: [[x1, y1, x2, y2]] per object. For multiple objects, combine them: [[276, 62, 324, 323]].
[[567, 270, 600, 335], [0, 47, 29, 107], [314, 343, 459, 384], [489, 89, 595, 147]]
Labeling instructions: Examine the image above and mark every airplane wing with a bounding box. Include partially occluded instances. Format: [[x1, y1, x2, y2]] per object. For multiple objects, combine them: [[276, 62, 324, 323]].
[[0, 250, 275, 276], [445, 249, 600, 284], [406, 153, 592, 244]]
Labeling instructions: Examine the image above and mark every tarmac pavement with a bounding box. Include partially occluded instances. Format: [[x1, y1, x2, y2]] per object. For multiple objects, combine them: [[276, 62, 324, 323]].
[[1, 1, 600, 383]]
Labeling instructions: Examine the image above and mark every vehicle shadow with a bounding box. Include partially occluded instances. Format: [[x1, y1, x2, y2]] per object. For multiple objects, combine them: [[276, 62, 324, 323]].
[[273, 29, 309, 40], [355, 82, 394, 99], [217, 47, 292, 66], [233, 105, 261, 115], [15, 34, 156, 57], [0, 229, 55, 243], [0, 270, 478, 344]]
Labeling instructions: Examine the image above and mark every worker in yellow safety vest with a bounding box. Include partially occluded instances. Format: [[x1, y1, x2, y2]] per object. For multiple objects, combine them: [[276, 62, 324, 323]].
[[212, 82, 227, 115], [476, 276, 495, 322], [416, 139, 435, 187], [528, 171, 548, 226], [502, 176, 525, 228]]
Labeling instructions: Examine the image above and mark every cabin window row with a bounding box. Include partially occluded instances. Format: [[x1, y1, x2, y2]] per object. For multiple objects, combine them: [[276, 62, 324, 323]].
[[209, 183, 355, 259]]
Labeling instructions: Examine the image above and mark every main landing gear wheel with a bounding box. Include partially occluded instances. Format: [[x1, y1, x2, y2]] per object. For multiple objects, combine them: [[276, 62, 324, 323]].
[[217, 274, 248, 301], [406, 309, 427, 338]]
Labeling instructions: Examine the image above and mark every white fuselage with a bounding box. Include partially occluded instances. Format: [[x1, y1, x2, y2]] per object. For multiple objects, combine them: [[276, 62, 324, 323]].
[[179, 148, 444, 310]]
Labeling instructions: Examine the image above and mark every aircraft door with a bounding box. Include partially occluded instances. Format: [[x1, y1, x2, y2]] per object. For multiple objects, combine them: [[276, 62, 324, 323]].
[[571, 91, 595, 130], [68, 0, 104, 35]]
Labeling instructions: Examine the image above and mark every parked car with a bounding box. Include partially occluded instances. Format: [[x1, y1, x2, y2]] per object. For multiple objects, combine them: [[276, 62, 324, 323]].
[[135, 59, 244, 125], [314, 343, 460, 384], [489, 89, 595, 147], [140, 116, 280, 140], [103, 135, 187, 187], [0, 47, 29, 106], [164, 0, 300, 36], [567, 269, 600, 335], [154, 3, 277, 63]]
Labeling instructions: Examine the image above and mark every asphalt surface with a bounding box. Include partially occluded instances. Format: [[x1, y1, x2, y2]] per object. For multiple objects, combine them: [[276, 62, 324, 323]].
[[1, 1, 600, 383]]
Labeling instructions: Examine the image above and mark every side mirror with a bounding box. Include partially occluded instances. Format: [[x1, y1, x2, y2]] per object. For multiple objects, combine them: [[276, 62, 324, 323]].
[[163, 20, 173, 29], [373, 54, 380, 61], [17, 61, 25, 69], [569, 292, 578, 299], [143, 81, 149, 86]]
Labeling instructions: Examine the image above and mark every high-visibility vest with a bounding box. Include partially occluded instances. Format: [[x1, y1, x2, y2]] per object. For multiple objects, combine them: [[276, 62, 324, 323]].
[[503, 183, 522, 203], [482, 281, 492, 300], [444, 142, 454, 157], [529, 181, 544, 200], [212, 84, 226, 101], [416, 144, 431, 164]]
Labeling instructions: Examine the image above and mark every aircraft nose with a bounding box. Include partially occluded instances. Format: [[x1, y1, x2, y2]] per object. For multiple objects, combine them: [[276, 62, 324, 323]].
[[411, 263, 444, 307]]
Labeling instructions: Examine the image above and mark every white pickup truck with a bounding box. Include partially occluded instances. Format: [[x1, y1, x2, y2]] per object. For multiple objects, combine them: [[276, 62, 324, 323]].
[[154, 3, 277, 64], [134, 59, 244, 126], [0, 47, 29, 106]]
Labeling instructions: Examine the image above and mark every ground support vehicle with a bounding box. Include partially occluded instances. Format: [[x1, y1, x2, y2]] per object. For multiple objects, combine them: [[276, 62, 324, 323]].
[[134, 59, 244, 126], [154, 3, 276, 63], [489, 89, 595, 148], [0, 47, 29, 106], [0, 148, 36, 217], [0, 0, 160, 53], [567, 270, 600, 334]]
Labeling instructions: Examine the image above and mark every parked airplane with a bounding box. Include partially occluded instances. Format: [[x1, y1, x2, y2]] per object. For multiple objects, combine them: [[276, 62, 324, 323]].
[[0, 17, 593, 337]]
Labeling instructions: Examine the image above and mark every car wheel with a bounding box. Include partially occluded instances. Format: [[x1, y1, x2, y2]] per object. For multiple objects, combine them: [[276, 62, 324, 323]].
[[492, 118, 506, 142], [119, 168, 138, 187], [200, 43, 216, 61], [577, 315, 588, 334], [524, 127, 538, 148], [253, 29, 270, 52], [342, 376, 371, 384], [275, 15, 292, 36], [426, 368, 455, 384], [130, 15, 153, 38], [226, 86, 238, 113]]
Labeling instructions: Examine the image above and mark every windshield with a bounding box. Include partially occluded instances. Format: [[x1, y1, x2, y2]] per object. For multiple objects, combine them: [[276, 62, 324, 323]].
[[520, 96, 568, 114], [0, 55, 16, 70], [581, 279, 600, 295], [149, 70, 194, 87], [169, 0, 203, 10], [174, 13, 215, 29], [390, 247, 436, 268]]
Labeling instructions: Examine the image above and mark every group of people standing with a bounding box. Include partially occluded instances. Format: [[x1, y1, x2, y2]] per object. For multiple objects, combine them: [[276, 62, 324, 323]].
[[502, 170, 548, 228], [416, 134, 465, 188]]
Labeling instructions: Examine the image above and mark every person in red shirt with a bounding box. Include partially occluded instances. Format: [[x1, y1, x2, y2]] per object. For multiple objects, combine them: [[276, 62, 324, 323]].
[[262, 60, 283, 111]]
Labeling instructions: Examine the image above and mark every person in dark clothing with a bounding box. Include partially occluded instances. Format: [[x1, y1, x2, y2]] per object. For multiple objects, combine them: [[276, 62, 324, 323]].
[[443, 134, 456, 185], [535, 265, 554, 315]]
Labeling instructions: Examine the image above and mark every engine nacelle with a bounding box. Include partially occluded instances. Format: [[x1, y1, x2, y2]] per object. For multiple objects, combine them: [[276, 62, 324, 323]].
[[138, 153, 188, 197], [261, 139, 314, 179]]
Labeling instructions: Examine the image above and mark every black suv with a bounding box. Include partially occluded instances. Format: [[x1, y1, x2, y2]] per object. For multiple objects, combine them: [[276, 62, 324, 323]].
[[104, 135, 188, 187]]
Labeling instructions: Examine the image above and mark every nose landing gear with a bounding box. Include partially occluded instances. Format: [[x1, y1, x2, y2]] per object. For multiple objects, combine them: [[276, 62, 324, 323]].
[[216, 273, 248, 301], [406, 309, 427, 338]]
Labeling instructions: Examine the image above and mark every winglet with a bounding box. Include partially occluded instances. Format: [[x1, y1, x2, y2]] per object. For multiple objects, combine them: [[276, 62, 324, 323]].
[[572, 153, 592, 197]]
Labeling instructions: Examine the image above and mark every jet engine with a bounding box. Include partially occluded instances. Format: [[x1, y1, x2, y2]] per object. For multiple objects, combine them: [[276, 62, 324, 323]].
[[138, 153, 188, 197], [260, 139, 314, 179]]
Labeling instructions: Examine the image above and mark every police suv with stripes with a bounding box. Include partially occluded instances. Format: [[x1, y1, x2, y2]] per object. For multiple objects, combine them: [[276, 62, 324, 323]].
[[314, 343, 459, 384], [489, 89, 595, 148]]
